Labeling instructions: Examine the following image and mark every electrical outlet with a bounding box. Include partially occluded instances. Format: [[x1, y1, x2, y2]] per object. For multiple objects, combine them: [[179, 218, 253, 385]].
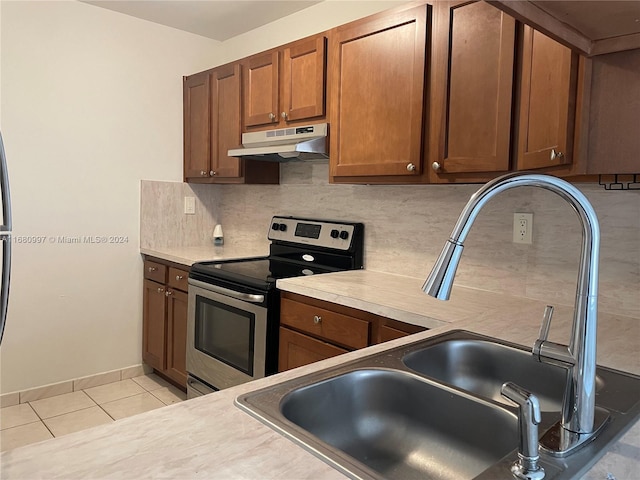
[[513, 213, 533, 244], [184, 196, 196, 215]]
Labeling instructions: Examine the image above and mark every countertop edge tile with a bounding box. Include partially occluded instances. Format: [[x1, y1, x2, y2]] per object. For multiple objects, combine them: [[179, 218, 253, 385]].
[[140, 245, 269, 267]]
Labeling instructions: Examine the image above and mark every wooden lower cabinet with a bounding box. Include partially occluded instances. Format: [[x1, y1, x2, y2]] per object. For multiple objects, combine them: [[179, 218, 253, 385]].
[[165, 289, 188, 387], [142, 258, 189, 389], [279, 327, 348, 371], [142, 279, 167, 371], [278, 292, 426, 372]]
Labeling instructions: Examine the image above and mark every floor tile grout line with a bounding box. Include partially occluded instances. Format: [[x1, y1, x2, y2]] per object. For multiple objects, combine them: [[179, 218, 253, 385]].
[[36, 405, 102, 423], [1, 374, 184, 450], [95, 402, 117, 422]]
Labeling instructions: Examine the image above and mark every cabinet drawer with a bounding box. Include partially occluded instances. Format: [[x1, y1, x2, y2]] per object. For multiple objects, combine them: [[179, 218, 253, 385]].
[[280, 298, 369, 350], [279, 327, 348, 372], [144, 260, 167, 283], [168, 267, 189, 292]]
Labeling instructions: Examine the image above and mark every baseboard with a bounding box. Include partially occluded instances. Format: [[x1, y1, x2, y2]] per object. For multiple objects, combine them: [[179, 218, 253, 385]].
[[0, 364, 154, 408]]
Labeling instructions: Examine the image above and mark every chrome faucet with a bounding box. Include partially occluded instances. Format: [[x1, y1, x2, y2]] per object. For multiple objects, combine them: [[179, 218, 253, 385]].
[[423, 172, 607, 456]]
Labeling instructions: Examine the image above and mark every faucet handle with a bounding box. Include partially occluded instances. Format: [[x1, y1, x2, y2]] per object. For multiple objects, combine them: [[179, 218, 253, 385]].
[[533, 305, 554, 361], [538, 305, 554, 342]]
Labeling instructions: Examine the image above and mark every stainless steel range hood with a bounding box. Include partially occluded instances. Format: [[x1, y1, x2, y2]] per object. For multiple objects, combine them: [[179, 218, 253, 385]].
[[228, 123, 328, 162]]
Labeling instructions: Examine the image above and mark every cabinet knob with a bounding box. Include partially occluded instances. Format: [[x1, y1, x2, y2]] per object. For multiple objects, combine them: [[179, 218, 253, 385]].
[[313, 315, 322, 324], [550, 149, 564, 161], [268, 112, 276, 121], [165, 290, 173, 297], [210, 170, 216, 176], [148, 267, 157, 272], [406, 163, 416, 172], [432, 162, 441, 172], [157, 287, 164, 294], [281, 112, 288, 120], [200, 170, 207, 176], [176, 275, 184, 281]]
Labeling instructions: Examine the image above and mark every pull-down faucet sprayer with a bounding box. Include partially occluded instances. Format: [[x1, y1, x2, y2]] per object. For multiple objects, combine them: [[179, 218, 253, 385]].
[[423, 172, 608, 456]]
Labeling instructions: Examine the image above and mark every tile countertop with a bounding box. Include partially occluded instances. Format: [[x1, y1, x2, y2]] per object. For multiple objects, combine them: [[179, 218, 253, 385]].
[[140, 244, 269, 266], [2, 270, 638, 479]]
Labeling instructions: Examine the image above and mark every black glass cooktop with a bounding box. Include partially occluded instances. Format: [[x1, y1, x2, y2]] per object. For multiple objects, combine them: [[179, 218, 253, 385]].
[[190, 256, 339, 290]]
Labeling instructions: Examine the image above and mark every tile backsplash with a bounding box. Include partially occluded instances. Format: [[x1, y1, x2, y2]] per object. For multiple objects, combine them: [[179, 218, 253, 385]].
[[141, 163, 640, 319]]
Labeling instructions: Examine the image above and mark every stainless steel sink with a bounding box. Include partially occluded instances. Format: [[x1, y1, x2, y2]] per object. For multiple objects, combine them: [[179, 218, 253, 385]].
[[402, 339, 570, 412], [235, 330, 640, 480], [280, 369, 517, 480]]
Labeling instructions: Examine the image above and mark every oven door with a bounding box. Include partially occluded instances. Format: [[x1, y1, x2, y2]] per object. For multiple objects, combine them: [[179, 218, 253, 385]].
[[187, 279, 268, 390]]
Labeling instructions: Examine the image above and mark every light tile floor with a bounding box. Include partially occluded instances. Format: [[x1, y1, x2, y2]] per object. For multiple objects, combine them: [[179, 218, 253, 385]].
[[0, 374, 186, 452]]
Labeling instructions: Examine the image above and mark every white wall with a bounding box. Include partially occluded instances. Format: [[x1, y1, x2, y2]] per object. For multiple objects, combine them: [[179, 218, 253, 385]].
[[0, 0, 221, 393], [0, 0, 411, 394], [216, 0, 404, 64]]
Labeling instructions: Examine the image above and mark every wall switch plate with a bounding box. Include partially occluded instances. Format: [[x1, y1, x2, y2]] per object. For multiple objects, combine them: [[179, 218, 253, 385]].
[[184, 196, 196, 215], [513, 213, 533, 244]]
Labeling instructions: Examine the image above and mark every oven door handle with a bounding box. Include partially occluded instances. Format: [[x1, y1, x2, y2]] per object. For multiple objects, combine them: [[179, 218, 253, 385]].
[[189, 278, 265, 303]]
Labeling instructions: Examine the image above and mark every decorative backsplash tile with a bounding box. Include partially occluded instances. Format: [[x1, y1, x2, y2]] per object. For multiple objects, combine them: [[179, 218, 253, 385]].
[[141, 163, 640, 319]]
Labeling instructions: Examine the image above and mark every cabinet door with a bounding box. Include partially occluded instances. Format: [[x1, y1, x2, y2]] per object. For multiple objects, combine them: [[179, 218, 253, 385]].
[[278, 327, 348, 372], [211, 63, 242, 178], [165, 289, 188, 388], [518, 27, 578, 170], [429, 1, 515, 179], [280, 297, 369, 349], [330, 6, 429, 179], [142, 279, 167, 371], [183, 72, 211, 180], [243, 51, 279, 127], [281, 37, 326, 122]]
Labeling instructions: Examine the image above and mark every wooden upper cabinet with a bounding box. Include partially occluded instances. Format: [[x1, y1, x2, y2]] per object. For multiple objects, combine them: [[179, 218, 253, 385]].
[[183, 64, 279, 184], [429, 1, 516, 182], [243, 52, 279, 127], [517, 26, 579, 170], [211, 63, 242, 178], [183, 72, 211, 180], [329, 6, 429, 180], [282, 37, 326, 122], [243, 37, 327, 129]]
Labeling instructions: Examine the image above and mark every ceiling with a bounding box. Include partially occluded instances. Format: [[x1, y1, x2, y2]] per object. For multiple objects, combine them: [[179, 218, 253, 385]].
[[83, 0, 323, 41]]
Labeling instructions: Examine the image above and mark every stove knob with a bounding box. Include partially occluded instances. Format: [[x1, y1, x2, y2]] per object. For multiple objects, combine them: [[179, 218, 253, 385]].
[[279, 223, 287, 232], [330, 229, 339, 239], [339, 231, 349, 240], [272, 223, 280, 231]]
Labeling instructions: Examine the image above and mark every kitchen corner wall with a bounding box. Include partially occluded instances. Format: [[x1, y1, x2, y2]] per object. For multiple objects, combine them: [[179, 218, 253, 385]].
[[0, 1, 222, 393], [142, 163, 640, 320]]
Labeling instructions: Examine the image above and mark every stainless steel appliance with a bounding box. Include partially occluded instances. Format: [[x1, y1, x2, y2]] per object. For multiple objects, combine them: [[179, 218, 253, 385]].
[[227, 123, 328, 162], [0, 132, 13, 346], [186, 216, 364, 398]]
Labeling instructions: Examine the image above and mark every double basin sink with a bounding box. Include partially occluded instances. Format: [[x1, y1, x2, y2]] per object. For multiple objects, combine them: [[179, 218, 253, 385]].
[[235, 330, 640, 479]]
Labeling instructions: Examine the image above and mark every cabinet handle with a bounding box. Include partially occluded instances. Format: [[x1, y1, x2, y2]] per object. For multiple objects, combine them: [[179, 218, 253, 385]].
[[148, 267, 157, 272], [406, 163, 416, 172], [313, 315, 322, 324], [176, 275, 184, 281], [165, 290, 173, 297], [210, 170, 216, 176], [432, 162, 441, 172], [268, 112, 276, 121], [200, 170, 208, 176], [281, 112, 288, 120], [550, 149, 564, 161], [157, 287, 164, 294]]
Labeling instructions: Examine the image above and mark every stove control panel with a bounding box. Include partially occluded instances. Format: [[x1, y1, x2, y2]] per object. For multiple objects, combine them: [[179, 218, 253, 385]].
[[268, 216, 360, 251]]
